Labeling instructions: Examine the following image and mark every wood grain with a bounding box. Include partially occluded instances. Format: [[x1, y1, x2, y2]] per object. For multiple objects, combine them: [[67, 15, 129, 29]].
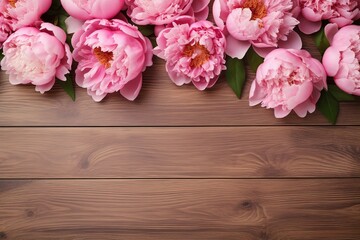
[[1, 35, 359, 127], [0, 127, 359, 178], [1, 179, 359, 240]]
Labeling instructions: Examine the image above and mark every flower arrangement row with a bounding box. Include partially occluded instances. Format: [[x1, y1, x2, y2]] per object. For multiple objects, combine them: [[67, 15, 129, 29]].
[[0, 0, 359, 124]]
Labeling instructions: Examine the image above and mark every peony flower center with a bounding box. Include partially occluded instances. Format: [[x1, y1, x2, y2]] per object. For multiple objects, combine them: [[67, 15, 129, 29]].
[[287, 71, 301, 86], [8, 0, 17, 7], [183, 42, 210, 68], [241, 0, 267, 20], [93, 47, 113, 69]]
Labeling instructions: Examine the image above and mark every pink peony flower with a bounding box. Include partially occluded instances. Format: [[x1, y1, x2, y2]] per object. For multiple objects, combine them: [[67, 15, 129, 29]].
[[60, 0, 125, 20], [0, 23, 72, 93], [213, 0, 301, 59], [72, 19, 153, 102], [249, 49, 327, 118], [125, 0, 210, 25], [298, 0, 360, 34], [0, 16, 11, 48], [154, 17, 226, 90], [0, 0, 51, 47], [323, 25, 360, 96]]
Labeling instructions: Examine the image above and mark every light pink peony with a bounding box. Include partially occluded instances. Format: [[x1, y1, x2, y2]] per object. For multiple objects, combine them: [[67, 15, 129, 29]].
[[323, 25, 360, 96], [0, 23, 72, 93], [0, 0, 51, 47], [249, 49, 327, 118], [298, 0, 360, 34], [213, 0, 301, 59], [125, 0, 210, 25], [154, 17, 226, 90], [72, 19, 153, 102], [60, 0, 124, 20], [0, 16, 11, 48]]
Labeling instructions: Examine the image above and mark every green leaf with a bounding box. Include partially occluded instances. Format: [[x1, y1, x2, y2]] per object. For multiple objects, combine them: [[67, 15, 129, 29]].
[[137, 25, 154, 37], [314, 26, 330, 55], [226, 55, 246, 99], [317, 90, 339, 125], [245, 47, 264, 72], [58, 73, 76, 101], [0, 48, 4, 63], [328, 84, 355, 102], [57, 14, 68, 32]]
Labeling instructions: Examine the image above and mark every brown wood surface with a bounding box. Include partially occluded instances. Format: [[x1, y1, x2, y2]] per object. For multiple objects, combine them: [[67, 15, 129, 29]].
[[1, 180, 360, 240], [0, 127, 359, 178], [0, 23, 359, 239], [1, 68, 360, 126], [0, 34, 359, 127]]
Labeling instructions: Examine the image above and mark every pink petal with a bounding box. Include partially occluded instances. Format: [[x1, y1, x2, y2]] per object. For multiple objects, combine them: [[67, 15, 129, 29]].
[[35, 79, 55, 94], [293, 100, 314, 117], [225, 35, 251, 59], [65, 16, 85, 34], [324, 23, 338, 45], [194, 7, 209, 21], [167, 64, 191, 86], [40, 23, 67, 44], [56, 65, 69, 81], [285, 82, 313, 110], [193, 78, 209, 91], [330, 17, 353, 28], [335, 78, 356, 95], [278, 31, 302, 50], [120, 73, 142, 101], [274, 106, 291, 118], [249, 80, 265, 106], [253, 46, 275, 58], [88, 89, 107, 102], [207, 75, 220, 88], [191, 0, 209, 12], [322, 47, 340, 77], [298, 15, 322, 34], [212, 0, 225, 30]]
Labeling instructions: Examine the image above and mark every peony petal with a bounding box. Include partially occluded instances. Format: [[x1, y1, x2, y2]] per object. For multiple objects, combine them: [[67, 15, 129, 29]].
[[253, 46, 275, 58], [88, 89, 107, 102], [274, 106, 291, 118], [249, 80, 265, 106], [298, 15, 322, 34], [225, 35, 251, 59], [335, 78, 356, 95], [60, 0, 91, 20], [120, 73, 142, 101], [285, 82, 313, 110], [193, 78, 209, 91], [65, 16, 85, 34], [40, 23, 67, 43], [35, 79, 55, 94], [293, 100, 314, 118], [194, 7, 209, 21], [278, 31, 302, 50], [324, 23, 338, 45], [207, 75, 220, 88], [322, 47, 340, 77], [191, 0, 209, 12]]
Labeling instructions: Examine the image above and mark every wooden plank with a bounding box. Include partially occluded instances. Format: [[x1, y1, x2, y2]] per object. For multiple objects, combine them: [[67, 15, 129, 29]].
[[0, 179, 359, 239], [0, 34, 359, 127], [1, 69, 359, 126], [1, 127, 359, 178]]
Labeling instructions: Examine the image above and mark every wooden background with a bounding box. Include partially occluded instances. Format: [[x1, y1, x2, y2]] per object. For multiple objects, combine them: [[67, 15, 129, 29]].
[[0, 33, 360, 239]]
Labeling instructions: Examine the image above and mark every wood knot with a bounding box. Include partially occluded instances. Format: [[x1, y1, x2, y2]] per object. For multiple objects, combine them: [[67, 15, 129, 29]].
[[260, 230, 270, 240], [25, 209, 34, 217], [79, 158, 90, 169], [0, 232, 7, 239], [241, 200, 254, 209]]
